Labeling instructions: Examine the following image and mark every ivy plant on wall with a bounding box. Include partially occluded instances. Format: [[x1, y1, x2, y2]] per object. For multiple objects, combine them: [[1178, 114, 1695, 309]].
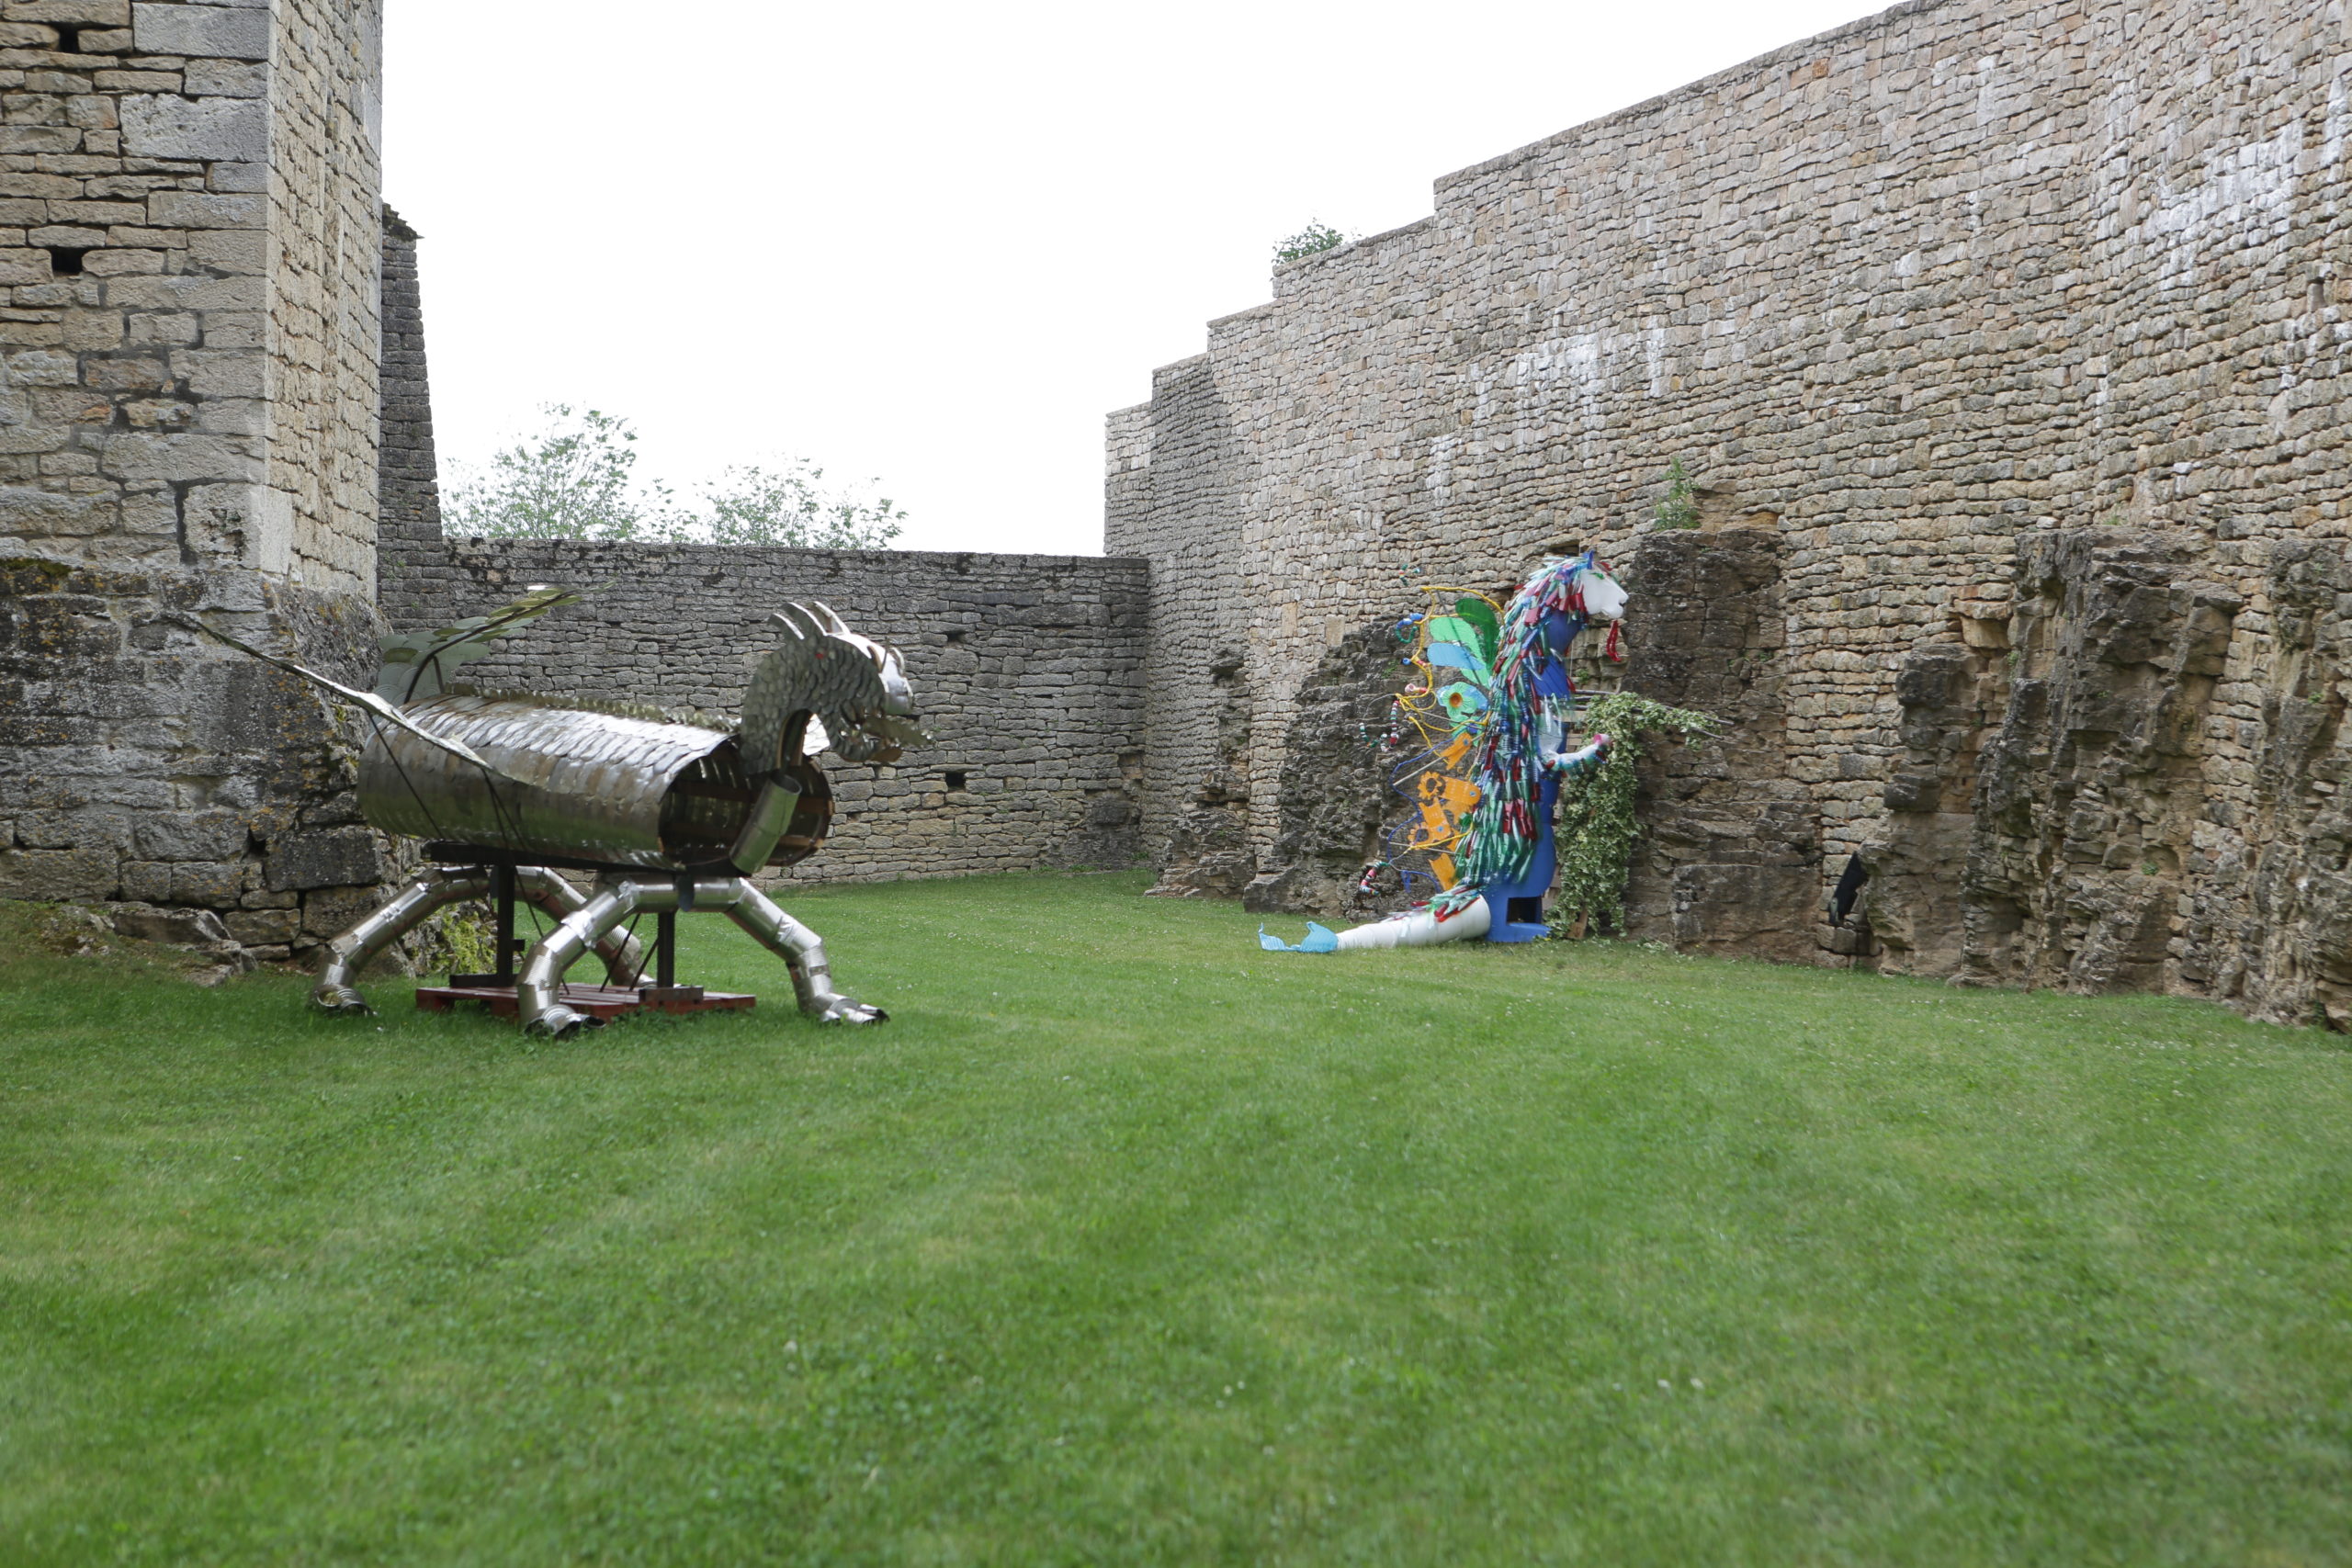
[[1550, 692, 1719, 936]]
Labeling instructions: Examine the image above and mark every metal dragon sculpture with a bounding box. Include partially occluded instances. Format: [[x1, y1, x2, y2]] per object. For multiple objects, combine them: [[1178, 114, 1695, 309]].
[[1261, 550, 1626, 952], [182, 589, 921, 1035]]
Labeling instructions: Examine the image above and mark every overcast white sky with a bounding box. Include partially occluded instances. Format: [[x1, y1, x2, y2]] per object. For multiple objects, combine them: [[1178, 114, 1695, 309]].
[[381, 0, 1883, 557]]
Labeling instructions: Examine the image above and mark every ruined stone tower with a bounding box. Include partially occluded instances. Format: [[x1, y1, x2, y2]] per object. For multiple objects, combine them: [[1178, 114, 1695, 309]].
[[0, 1, 389, 959]]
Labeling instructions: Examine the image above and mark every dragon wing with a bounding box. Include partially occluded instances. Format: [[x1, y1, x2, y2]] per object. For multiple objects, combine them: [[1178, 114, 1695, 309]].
[[171, 615, 517, 780], [373, 584, 589, 704]]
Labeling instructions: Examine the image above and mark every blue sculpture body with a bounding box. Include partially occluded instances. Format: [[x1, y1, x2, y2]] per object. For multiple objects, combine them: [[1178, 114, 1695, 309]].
[[1480, 607, 1583, 942]]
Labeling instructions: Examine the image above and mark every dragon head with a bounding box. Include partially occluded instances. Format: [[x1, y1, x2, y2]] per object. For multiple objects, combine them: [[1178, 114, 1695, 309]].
[[1571, 558, 1628, 622], [739, 601, 923, 773]]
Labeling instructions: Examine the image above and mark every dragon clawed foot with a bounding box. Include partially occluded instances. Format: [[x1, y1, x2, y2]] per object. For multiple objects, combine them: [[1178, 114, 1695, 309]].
[[524, 1004, 607, 1041], [813, 996, 888, 1025], [311, 985, 376, 1018]]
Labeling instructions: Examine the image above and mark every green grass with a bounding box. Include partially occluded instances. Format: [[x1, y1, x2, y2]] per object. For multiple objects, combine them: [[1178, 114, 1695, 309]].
[[2, 872, 2349, 1566]]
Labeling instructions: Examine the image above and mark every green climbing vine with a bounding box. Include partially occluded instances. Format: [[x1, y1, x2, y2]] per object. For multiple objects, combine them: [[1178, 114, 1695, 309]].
[[1550, 692, 1719, 936]]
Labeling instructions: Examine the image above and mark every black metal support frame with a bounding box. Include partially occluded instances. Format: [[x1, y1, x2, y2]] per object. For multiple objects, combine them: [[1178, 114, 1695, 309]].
[[444, 846, 683, 995]]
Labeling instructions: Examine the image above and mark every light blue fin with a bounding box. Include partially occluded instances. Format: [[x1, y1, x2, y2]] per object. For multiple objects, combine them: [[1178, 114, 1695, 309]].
[[1258, 922, 1340, 953], [1426, 642, 1493, 685]]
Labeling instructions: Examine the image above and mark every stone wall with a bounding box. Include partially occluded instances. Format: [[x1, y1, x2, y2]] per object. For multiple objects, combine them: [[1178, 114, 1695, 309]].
[[1107, 0, 2352, 1021], [1104, 360, 1253, 897], [0, 0, 390, 963], [380, 540, 1151, 883], [267, 0, 381, 595], [376, 205, 435, 561]]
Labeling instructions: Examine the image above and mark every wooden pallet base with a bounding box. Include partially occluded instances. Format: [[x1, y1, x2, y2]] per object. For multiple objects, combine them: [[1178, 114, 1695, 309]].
[[415, 981, 756, 1021]]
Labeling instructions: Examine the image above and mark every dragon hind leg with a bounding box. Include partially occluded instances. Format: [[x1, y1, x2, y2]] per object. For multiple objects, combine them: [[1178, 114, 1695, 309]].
[[514, 880, 641, 1039], [312, 865, 491, 1015]]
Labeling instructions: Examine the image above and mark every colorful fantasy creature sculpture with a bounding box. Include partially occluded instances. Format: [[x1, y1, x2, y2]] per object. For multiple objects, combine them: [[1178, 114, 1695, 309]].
[[179, 591, 922, 1035], [1261, 550, 1626, 953]]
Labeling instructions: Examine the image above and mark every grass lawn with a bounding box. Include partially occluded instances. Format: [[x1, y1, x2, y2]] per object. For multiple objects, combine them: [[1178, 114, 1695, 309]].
[[3, 871, 2349, 1565]]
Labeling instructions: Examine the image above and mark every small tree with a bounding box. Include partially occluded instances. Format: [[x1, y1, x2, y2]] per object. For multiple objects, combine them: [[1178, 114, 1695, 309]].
[[695, 461, 905, 549], [443, 405, 666, 542], [1273, 221, 1350, 264], [442, 405, 905, 549], [1654, 457, 1701, 529]]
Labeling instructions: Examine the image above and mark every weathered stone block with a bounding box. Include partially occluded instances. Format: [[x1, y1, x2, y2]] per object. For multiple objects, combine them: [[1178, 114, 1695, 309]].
[[133, 808, 245, 862], [0, 845, 115, 899], [2, 2, 130, 24], [205, 158, 264, 193], [146, 190, 263, 230], [111, 903, 229, 946], [0, 484, 113, 536], [264, 826, 382, 891], [118, 858, 170, 902], [300, 884, 384, 940], [221, 907, 296, 945], [131, 2, 267, 60], [182, 60, 264, 97], [119, 94, 263, 162], [167, 860, 242, 908], [98, 432, 261, 483]]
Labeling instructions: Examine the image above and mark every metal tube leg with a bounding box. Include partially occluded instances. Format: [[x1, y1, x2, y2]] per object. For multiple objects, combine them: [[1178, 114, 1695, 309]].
[[722, 879, 887, 1024], [515, 881, 639, 1038], [312, 866, 491, 1016], [514, 865, 648, 985]]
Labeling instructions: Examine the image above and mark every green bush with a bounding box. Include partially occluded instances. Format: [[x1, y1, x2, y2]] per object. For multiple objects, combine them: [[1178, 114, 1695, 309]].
[[1273, 221, 1349, 264], [1654, 456, 1702, 529]]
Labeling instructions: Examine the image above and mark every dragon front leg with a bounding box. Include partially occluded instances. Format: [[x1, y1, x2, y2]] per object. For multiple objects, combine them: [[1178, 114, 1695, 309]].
[[514, 880, 642, 1039], [514, 864, 649, 986], [723, 880, 888, 1024]]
